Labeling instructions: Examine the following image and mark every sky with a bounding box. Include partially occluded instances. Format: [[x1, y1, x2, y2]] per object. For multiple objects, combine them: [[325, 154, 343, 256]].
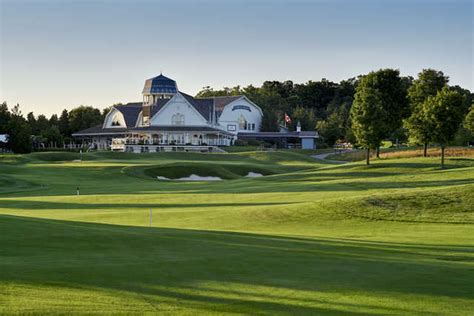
[[1, 0, 473, 116]]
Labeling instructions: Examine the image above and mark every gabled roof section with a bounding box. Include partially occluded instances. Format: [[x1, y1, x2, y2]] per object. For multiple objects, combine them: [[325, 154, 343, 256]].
[[114, 103, 142, 127], [211, 96, 243, 115], [180, 92, 214, 121], [149, 98, 173, 118]]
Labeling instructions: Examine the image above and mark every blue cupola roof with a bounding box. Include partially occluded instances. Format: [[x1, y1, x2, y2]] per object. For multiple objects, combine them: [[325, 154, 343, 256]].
[[142, 74, 178, 95]]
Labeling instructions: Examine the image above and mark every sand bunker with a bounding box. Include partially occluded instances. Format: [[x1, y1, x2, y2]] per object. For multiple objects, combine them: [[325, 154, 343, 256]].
[[246, 172, 264, 178], [157, 174, 222, 181], [177, 174, 222, 181]]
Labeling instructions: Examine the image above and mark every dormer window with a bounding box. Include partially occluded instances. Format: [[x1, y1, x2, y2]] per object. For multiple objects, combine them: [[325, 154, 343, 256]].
[[111, 114, 122, 127]]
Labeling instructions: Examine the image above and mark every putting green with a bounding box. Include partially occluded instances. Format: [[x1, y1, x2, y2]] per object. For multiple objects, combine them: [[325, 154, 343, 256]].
[[0, 151, 473, 315]]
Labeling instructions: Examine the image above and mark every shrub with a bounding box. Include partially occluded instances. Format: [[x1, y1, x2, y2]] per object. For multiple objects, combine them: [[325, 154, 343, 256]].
[[247, 139, 262, 146], [234, 139, 248, 146]]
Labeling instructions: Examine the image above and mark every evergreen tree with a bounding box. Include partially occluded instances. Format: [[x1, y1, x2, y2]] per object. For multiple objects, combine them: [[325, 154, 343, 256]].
[[26, 112, 37, 134], [7, 104, 32, 153], [0, 102, 11, 133], [49, 114, 59, 126], [58, 109, 70, 136], [36, 114, 50, 136]]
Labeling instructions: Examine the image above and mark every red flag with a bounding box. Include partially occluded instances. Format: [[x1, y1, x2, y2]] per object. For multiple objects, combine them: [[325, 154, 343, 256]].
[[285, 113, 292, 123]]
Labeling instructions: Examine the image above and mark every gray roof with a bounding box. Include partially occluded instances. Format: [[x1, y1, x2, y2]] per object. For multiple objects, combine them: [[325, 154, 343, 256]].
[[180, 92, 214, 121], [211, 96, 242, 115], [72, 125, 128, 136], [114, 103, 142, 127], [72, 125, 233, 137], [182, 94, 243, 119], [149, 98, 172, 117], [238, 131, 319, 139]]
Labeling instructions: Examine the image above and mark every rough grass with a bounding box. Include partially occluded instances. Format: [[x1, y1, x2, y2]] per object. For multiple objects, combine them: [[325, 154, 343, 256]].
[[0, 150, 473, 315], [327, 146, 474, 161]]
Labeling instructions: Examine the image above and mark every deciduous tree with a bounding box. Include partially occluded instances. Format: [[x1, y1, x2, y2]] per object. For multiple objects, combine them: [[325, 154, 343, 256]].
[[350, 85, 386, 165], [406, 69, 449, 156], [68, 106, 103, 134], [425, 87, 465, 168]]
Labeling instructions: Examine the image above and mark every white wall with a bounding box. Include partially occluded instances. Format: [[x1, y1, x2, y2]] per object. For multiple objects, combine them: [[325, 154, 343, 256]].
[[218, 97, 262, 134], [150, 93, 208, 126], [104, 108, 127, 128]]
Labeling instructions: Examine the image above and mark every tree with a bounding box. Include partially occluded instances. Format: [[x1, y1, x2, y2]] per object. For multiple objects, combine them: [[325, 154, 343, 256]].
[[350, 85, 386, 165], [425, 87, 465, 168], [44, 125, 63, 147], [0, 102, 11, 133], [35, 114, 50, 136], [293, 79, 338, 118], [7, 104, 32, 153], [68, 106, 103, 134], [58, 109, 70, 136], [358, 69, 409, 157], [26, 112, 37, 134], [408, 69, 448, 106], [464, 104, 474, 133], [406, 69, 449, 156], [316, 112, 345, 146], [291, 106, 317, 131], [49, 114, 59, 126], [260, 108, 279, 132]]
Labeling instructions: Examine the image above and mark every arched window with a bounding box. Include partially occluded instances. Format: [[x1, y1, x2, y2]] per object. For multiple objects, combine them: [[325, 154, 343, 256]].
[[172, 113, 185, 125], [111, 114, 122, 126], [238, 114, 247, 129]]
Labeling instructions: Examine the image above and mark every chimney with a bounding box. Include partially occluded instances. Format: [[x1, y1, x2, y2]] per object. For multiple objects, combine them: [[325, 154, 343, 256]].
[[296, 121, 301, 132]]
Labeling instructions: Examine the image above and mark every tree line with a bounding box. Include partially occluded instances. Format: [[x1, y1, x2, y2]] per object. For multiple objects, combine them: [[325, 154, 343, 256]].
[[1, 68, 473, 165], [197, 68, 473, 167], [0, 104, 107, 153]]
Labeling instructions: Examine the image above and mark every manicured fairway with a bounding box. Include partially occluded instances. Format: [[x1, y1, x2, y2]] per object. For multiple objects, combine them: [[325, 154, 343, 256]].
[[1, 151, 473, 315]]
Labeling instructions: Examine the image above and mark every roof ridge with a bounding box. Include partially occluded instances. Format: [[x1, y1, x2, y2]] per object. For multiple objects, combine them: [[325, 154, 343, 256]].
[[195, 95, 243, 100]]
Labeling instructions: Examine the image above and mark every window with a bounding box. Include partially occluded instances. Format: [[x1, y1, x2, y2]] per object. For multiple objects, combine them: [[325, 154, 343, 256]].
[[172, 113, 185, 125], [227, 124, 236, 132], [111, 114, 122, 127], [238, 114, 247, 129]]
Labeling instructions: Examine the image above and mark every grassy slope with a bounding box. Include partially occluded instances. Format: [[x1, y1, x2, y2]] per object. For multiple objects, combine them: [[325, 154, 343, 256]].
[[0, 151, 473, 315]]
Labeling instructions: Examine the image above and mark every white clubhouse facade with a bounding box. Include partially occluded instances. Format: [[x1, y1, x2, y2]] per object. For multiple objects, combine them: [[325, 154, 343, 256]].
[[73, 74, 263, 151], [73, 74, 317, 152]]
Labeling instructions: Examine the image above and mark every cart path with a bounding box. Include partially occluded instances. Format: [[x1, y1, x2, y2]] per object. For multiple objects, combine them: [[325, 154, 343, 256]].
[[311, 152, 349, 164]]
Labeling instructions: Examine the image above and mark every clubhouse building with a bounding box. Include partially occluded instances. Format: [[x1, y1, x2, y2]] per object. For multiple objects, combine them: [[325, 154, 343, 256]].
[[73, 74, 318, 152]]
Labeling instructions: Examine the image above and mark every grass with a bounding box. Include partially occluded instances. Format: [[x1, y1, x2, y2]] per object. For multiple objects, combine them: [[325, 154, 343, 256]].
[[327, 146, 474, 162], [1, 150, 473, 315]]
